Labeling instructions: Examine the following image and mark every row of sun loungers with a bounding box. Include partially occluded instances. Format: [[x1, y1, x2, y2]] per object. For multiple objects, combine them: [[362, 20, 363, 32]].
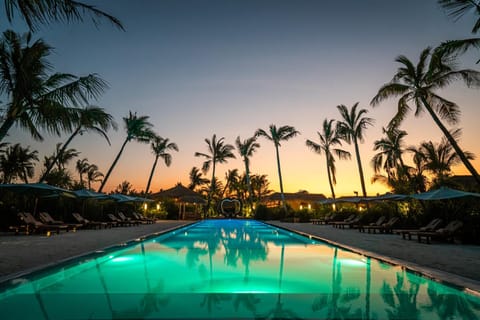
[[311, 214, 463, 244], [9, 211, 155, 236]]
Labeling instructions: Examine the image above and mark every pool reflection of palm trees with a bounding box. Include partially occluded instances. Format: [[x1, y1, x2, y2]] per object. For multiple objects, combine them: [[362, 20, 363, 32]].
[[312, 248, 362, 319], [423, 282, 480, 320], [380, 271, 421, 320]]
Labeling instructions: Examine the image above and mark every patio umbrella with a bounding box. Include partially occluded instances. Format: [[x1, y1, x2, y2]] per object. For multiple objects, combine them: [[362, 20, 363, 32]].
[[410, 187, 480, 201], [0, 183, 76, 215], [0, 183, 75, 198]]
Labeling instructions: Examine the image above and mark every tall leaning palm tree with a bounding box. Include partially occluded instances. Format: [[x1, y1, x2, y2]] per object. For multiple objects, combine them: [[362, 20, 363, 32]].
[[255, 124, 299, 213], [3, 0, 124, 31], [306, 119, 351, 200], [194, 134, 236, 215], [0, 30, 108, 143], [235, 135, 260, 210], [371, 47, 480, 185], [337, 103, 374, 198], [38, 105, 117, 182], [98, 111, 155, 192], [144, 135, 178, 195]]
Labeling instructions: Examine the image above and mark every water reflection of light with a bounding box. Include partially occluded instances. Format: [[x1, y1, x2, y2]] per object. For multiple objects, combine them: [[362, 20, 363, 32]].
[[110, 256, 134, 263], [338, 258, 366, 267]]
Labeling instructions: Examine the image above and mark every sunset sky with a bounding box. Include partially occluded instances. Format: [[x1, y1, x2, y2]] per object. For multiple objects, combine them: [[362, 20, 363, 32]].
[[3, 0, 480, 197]]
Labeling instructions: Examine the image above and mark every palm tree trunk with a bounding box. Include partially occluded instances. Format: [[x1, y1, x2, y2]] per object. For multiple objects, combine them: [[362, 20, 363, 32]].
[[421, 97, 480, 186], [205, 162, 216, 217], [274, 145, 287, 213], [353, 138, 367, 197], [38, 127, 81, 183], [326, 157, 336, 200], [245, 160, 254, 213], [98, 138, 129, 192], [145, 155, 159, 195], [0, 117, 15, 143]]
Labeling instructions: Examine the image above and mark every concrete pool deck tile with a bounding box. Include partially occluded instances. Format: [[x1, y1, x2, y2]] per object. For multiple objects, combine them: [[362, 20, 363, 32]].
[[269, 221, 480, 294]]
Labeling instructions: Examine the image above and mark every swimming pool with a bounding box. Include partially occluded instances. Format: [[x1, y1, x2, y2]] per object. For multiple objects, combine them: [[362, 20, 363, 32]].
[[1, 219, 479, 319]]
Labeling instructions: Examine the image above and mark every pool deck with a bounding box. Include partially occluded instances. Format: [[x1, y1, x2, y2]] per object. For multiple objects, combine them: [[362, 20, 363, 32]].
[[0, 220, 193, 283], [1, 219, 479, 294], [269, 221, 480, 293]]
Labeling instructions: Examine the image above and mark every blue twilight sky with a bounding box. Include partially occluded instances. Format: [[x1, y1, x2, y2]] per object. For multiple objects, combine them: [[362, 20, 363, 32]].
[[2, 0, 480, 196]]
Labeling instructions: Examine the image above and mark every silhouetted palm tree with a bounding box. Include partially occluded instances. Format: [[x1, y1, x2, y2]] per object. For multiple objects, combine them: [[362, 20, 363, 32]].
[[86, 163, 103, 190], [337, 103, 374, 198], [0, 30, 107, 142], [372, 127, 409, 180], [38, 106, 117, 182], [98, 111, 155, 192], [76, 157, 90, 187], [412, 130, 474, 186], [306, 119, 351, 200], [255, 124, 299, 213], [235, 135, 260, 210], [0, 143, 38, 183], [222, 168, 239, 197], [188, 166, 209, 191], [371, 47, 480, 185], [3, 0, 124, 31], [114, 180, 135, 195], [438, 0, 480, 33], [145, 135, 178, 195], [194, 134, 235, 215]]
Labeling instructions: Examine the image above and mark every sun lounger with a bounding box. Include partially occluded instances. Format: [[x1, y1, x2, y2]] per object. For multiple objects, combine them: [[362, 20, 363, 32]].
[[39, 212, 82, 232], [311, 213, 335, 225], [394, 218, 443, 240], [362, 216, 400, 234], [411, 220, 463, 244], [72, 213, 109, 229], [107, 214, 130, 227], [132, 212, 155, 224], [18, 212, 68, 235], [358, 216, 386, 232], [117, 212, 141, 226], [334, 216, 362, 229], [331, 214, 356, 228]]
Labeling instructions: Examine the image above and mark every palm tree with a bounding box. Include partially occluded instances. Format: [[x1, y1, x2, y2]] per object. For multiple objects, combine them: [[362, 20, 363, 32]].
[[3, 0, 124, 31], [438, 0, 480, 34], [194, 134, 236, 215], [188, 166, 209, 191], [413, 130, 474, 186], [114, 180, 135, 195], [0, 143, 38, 183], [371, 127, 409, 180], [371, 47, 480, 185], [0, 30, 108, 143], [48, 143, 80, 170], [306, 119, 351, 200], [98, 111, 155, 192], [145, 135, 178, 195], [38, 106, 117, 182], [235, 135, 260, 210], [255, 124, 299, 213], [337, 103, 374, 198], [76, 157, 90, 187], [86, 163, 103, 190], [250, 174, 272, 205], [222, 168, 239, 197]]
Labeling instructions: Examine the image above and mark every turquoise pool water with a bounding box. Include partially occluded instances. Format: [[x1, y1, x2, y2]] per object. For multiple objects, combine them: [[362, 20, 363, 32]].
[[1, 219, 479, 319]]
